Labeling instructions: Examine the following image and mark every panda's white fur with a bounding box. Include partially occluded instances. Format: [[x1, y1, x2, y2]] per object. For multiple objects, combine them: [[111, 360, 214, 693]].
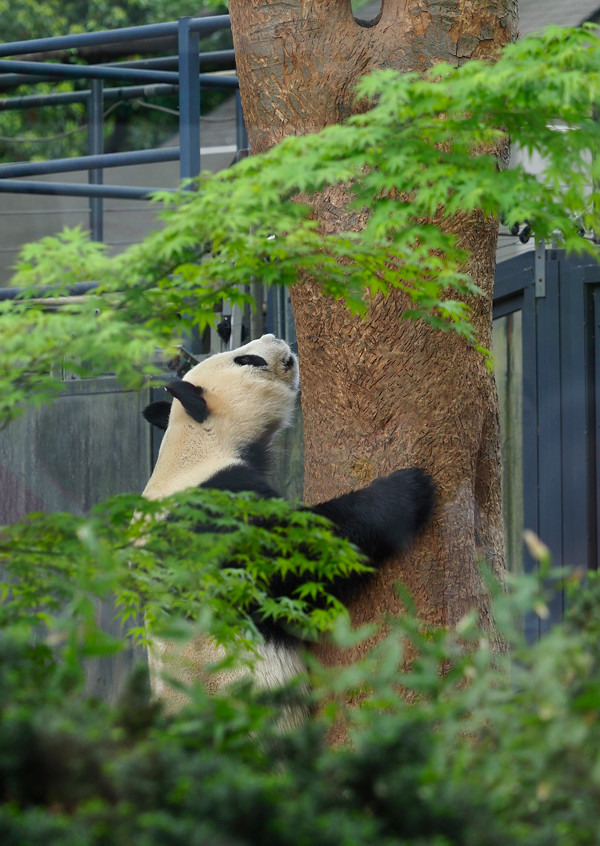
[[143, 334, 299, 501], [140, 333, 435, 720], [142, 335, 306, 715]]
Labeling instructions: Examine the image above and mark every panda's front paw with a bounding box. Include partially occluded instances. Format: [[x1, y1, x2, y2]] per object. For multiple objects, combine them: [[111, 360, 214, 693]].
[[311, 466, 436, 564], [368, 467, 436, 542], [398, 467, 436, 533]]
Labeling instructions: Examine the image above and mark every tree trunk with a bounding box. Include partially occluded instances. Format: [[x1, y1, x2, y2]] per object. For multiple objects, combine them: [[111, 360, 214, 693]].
[[228, 0, 519, 660]]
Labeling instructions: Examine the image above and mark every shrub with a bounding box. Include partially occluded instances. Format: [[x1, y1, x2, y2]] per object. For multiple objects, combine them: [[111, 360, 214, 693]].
[[2, 505, 600, 845]]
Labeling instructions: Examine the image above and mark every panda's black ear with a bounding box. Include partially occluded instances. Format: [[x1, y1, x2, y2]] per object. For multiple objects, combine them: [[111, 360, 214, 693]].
[[142, 401, 172, 432], [166, 380, 210, 425]]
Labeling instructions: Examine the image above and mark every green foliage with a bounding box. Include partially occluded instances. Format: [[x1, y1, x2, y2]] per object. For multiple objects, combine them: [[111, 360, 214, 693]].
[[3, 514, 600, 845], [0, 1, 221, 43], [0, 488, 370, 672], [0, 1, 228, 162], [2, 26, 600, 423], [2, 26, 600, 842]]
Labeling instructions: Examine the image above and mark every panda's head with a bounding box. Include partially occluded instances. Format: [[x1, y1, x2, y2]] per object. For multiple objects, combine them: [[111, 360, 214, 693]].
[[142, 335, 299, 496]]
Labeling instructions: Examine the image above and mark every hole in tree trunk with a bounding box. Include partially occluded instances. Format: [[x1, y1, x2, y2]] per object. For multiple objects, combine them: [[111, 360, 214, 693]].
[[352, 0, 383, 27]]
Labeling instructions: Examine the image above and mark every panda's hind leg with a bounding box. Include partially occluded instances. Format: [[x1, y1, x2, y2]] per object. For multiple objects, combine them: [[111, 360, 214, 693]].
[[311, 468, 435, 564]]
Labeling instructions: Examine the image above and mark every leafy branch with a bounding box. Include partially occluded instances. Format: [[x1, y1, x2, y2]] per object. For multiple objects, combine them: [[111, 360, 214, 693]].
[[0, 488, 370, 680], [2, 25, 599, 423]]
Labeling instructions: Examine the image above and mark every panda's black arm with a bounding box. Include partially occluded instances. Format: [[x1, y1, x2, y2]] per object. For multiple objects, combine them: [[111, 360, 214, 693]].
[[258, 469, 435, 638], [199, 465, 435, 563], [193, 465, 434, 639], [310, 468, 435, 564]]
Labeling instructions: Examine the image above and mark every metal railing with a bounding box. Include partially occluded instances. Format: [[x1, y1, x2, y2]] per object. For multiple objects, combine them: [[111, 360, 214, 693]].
[[0, 16, 298, 354], [0, 15, 247, 240]]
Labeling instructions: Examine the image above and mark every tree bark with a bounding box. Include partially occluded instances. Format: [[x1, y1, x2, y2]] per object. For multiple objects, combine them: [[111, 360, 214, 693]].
[[228, 0, 519, 660]]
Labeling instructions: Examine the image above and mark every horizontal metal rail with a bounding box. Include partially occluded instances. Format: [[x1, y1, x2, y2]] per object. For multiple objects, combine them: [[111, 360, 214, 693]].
[[0, 281, 97, 301], [0, 83, 179, 110], [0, 180, 170, 200], [0, 60, 178, 84], [0, 60, 237, 89], [0, 15, 230, 57], [0, 147, 181, 178], [0, 14, 245, 231], [0, 68, 238, 91], [116, 49, 235, 72], [0, 50, 235, 92]]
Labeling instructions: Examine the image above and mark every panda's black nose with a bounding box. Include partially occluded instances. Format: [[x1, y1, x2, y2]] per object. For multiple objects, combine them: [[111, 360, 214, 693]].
[[283, 355, 295, 371]]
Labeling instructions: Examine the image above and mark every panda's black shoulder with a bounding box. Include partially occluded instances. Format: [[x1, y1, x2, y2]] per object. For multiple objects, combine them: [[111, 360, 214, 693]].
[[199, 440, 278, 498], [201, 464, 279, 499]]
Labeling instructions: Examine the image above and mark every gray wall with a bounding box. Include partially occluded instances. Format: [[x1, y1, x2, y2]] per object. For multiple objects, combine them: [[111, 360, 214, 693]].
[[0, 377, 152, 701]]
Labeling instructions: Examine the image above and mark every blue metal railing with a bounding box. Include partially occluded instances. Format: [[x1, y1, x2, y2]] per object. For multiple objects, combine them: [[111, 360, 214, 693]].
[[0, 15, 247, 238], [0, 16, 299, 355]]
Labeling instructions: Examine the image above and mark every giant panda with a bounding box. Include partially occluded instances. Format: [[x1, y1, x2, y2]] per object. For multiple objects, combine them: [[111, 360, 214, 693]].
[[141, 333, 435, 716]]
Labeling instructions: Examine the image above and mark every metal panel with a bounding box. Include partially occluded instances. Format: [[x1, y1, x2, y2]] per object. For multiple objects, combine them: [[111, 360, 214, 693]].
[[494, 253, 535, 300], [0, 378, 151, 518], [495, 248, 600, 636], [521, 277, 541, 641], [0, 378, 152, 701], [558, 259, 594, 574], [592, 288, 600, 570], [494, 255, 540, 640], [534, 254, 563, 631]]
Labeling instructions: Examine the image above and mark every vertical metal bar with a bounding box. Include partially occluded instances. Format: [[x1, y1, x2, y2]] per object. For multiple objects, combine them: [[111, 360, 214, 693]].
[[535, 238, 546, 298], [178, 16, 200, 182], [535, 256, 563, 633], [560, 261, 594, 576], [249, 281, 264, 339], [284, 288, 296, 345], [88, 79, 104, 240], [235, 88, 248, 152], [520, 280, 540, 642], [592, 286, 600, 570], [230, 303, 244, 349], [177, 17, 202, 353]]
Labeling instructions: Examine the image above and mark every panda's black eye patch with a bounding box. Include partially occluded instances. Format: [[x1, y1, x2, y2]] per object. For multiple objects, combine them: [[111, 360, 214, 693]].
[[234, 354, 268, 368]]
